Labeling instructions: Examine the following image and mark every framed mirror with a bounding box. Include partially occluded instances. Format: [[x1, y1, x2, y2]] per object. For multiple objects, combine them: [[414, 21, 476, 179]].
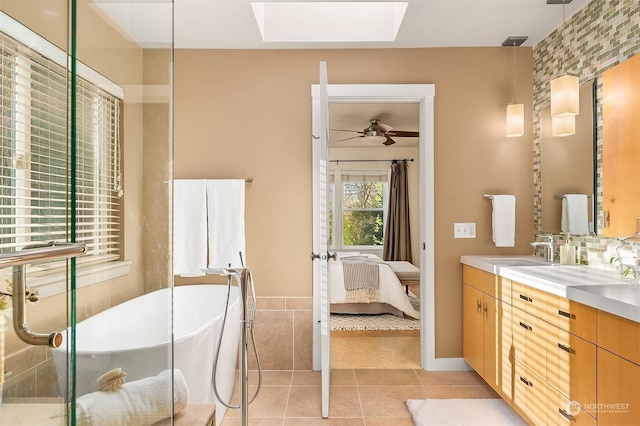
[[540, 80, 596, 235]]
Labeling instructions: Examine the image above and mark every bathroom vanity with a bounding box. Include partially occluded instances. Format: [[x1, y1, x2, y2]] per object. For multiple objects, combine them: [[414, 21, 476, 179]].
[[460, 256, 640, 425]]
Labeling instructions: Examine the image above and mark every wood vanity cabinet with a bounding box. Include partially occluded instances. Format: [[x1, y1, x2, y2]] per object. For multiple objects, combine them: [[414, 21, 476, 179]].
[[462, 266, 513, 404], [596, 310, 640, 425]]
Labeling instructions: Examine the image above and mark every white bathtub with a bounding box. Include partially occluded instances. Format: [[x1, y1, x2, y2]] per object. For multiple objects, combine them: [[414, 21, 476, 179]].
[[52, 284, 240, 424]]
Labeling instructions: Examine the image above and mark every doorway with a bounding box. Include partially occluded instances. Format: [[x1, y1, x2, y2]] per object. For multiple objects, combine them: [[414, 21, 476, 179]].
[[328, 102, 421, 369], [311, 83, 437, 372]]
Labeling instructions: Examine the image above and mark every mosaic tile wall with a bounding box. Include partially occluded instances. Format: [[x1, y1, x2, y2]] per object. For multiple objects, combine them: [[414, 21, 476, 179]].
[[532, 0, 640, 267]]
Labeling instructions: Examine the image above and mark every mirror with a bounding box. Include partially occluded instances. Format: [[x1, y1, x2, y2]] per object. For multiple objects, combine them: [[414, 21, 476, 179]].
[[602, 54, 640, 237], [540, 80, 595, 235]]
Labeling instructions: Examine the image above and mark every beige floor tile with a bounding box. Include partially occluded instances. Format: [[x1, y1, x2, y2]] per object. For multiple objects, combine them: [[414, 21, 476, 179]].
[[329, 386, 363, 418], [355, 369, 422, 385], [247, 370, 293, 386], [331, 369, 356, 385], [331, 333, 420, 369], [284, 385, 322, 417], [357, 385, 427, 418], [221, 418, 284, 426], [284, 419, 365, 426], [364, 418, 415, 426], [225, 386, 290, 418], [424, 384, 500, 399], [416, 369, 486, 386], [291, 370, 320, 385]]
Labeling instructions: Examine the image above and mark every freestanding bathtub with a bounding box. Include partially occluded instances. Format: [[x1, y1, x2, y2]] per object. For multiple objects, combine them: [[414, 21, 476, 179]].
[[52, 284, 240, 425]]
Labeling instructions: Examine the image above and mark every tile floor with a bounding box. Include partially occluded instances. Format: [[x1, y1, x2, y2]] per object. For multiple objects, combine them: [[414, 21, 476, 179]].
[[220, 369, 499, 425]]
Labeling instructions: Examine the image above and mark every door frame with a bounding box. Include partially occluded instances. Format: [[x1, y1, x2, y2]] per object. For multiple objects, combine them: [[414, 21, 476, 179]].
[[311, 83, 466, 371]]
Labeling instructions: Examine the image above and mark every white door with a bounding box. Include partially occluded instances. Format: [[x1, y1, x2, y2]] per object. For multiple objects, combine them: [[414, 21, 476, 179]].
[[311, 61, 331, 418]]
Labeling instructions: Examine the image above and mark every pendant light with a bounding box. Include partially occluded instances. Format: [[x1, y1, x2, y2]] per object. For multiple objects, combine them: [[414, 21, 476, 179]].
[[503, 36, 527, 138], [549, 0, 579, 118], [552, 115, 575, 137]]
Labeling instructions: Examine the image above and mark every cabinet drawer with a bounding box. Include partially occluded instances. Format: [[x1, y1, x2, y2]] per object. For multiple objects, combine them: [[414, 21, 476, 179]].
[[462, 265, 510, 300], [545, 293, 596, 343], [546, 323, 596, 417], [512, 281, 547, 320], [513, 362, 547, 426], [512, 307, 547, 380], [548, 385, 597, 426], [597, 310, 640, 365]]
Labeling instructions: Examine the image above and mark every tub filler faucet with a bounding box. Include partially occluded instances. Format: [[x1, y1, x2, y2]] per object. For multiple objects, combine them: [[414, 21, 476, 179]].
[[530, 235, 554, 263]]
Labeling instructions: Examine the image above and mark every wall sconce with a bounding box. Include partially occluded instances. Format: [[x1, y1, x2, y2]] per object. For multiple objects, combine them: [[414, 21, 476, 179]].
[[548, 0, 579, 118], [502, 36, 528, 138], [552, 115, 575, 137]]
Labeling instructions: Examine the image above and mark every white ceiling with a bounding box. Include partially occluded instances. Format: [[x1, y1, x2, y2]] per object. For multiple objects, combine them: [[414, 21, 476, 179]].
[[95, 0, 593, 49], [93, 0, 592, 149]]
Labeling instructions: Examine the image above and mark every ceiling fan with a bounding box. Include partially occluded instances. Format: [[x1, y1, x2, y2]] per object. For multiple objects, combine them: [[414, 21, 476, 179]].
[[331, 119, 419, 146]]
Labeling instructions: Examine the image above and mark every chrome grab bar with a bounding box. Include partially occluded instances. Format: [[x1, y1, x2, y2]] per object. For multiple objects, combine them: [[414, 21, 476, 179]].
[[0, 242, 87, 348]]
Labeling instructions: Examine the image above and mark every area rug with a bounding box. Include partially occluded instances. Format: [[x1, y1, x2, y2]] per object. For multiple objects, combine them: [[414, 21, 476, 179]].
[[330, 294, 420, 331], [406, 398, 527, 426]]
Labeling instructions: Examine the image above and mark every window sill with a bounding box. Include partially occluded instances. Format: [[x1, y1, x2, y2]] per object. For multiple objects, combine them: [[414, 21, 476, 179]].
[[27, 260, 132, 299]]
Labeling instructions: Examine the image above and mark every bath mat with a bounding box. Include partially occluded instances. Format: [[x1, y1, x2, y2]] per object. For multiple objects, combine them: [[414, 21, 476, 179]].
[[330, 293, 420, 331], [406, 398, 527, 426]]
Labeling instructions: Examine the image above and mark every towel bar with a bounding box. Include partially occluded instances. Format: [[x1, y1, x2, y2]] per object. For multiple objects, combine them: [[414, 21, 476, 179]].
[[554, 194, 591, 199], [483, 194, 517, 199]]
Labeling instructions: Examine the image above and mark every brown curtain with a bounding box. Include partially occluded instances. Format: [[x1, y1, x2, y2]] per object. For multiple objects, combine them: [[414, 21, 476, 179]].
[[383, 160, 412, 262]]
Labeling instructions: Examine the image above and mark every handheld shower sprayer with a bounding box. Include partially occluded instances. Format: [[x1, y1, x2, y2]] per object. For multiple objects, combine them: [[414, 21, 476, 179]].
[[204, 252, 261, 426]]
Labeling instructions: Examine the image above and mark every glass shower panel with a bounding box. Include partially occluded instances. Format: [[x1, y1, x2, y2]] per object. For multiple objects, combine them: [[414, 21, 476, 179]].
[[0, 0, 73, 424], [73, 0, 175, 424]]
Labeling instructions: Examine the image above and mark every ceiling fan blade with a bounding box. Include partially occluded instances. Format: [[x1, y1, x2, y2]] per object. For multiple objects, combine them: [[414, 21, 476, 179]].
[[383, 137, 396, 146], [330, 128, 364, 134], [386, 130, 419, 137], [335, 135, 364, 143]]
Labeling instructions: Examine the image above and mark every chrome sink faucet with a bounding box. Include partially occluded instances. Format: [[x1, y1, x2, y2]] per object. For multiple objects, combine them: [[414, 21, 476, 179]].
[[530, 234, 554, 263]]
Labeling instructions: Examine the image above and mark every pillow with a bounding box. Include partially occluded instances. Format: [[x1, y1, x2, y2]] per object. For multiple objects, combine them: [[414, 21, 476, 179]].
[[336, 251, 360, 259]]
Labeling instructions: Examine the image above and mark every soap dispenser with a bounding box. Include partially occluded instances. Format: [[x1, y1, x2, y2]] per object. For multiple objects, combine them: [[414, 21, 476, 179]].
[[615, 217, 640, 283], [559, 234, 576, 265]]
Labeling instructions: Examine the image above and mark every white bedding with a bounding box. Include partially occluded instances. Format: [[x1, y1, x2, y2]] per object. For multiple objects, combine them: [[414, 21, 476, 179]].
[[329, 254, 420, 319]]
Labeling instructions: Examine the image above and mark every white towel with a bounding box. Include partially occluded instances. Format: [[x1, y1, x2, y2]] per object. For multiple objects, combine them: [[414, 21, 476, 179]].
[[491, 195, 516, 247], [76, 369, 189, 426], [207, 179, 246, 269], [561, 194, 589, 235], [173, 180, 208, 276]]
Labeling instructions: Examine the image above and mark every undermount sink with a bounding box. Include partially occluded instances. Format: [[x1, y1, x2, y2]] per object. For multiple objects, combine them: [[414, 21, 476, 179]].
[[479, 257, 552, 267], [460, 255, 553, 274]]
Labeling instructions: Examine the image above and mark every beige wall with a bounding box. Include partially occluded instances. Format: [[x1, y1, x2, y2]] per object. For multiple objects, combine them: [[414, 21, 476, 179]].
[[1, 1, 151, 395], [174, 47, 535, 359]]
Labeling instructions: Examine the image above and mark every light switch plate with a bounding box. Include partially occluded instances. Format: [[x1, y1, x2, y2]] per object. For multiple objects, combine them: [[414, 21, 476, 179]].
[[454, 222, 476, 238]]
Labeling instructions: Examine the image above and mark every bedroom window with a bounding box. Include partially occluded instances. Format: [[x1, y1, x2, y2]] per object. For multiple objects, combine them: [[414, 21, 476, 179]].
[[329, 171, 389, 249], [0, 27, 123, 270]]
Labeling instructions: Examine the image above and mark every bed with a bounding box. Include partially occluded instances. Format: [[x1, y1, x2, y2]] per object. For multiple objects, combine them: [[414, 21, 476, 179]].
[[329, 253, 420, 319]]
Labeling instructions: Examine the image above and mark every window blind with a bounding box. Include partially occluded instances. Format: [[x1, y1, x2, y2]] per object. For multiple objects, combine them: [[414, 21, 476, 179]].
[[0, 31, 122, 264]]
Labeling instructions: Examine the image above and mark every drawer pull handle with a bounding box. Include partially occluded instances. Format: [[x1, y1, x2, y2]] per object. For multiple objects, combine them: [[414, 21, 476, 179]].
[[519, 294, 532, 303], [476, 299, 482, 313], [519, 376, 532, 387], [558, 310, 574, 319], [519, 321, 532, 331], [483, 302, 488, 316], [558, 343, 574, 354], [558, 408, 573, 421]]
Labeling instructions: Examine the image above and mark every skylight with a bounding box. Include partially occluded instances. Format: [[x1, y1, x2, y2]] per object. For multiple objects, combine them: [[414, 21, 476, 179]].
[[251, 2, 408, 43]]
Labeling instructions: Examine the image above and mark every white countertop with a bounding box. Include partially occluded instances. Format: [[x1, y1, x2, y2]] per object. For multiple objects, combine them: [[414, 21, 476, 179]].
[[460, 255, 640, 323]]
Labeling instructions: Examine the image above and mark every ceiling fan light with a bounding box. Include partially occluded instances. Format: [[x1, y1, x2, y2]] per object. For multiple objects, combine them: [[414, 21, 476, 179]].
[[552, 115, 575, 137], [550, 74, 579, 117], [363, 134, 387, 145], [506, 103, 524, 137]]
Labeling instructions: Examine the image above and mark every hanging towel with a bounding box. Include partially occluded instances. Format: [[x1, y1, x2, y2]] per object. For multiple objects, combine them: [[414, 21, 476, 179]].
[[491, 195, 516, 247], [173, 179, 208, 276], [561, 194, 589, 235], [207, 179, 246, 269]]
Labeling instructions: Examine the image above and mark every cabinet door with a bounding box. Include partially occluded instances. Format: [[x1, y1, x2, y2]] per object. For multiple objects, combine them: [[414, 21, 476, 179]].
[[548, 384, 597, 426], [597, 347, 640, 425], [484, 298, 513, 404], [546, 324, 596, 417], [512, 307, 547, 380], [463, 284, 484, 375], [513, 362, 547, 426]]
